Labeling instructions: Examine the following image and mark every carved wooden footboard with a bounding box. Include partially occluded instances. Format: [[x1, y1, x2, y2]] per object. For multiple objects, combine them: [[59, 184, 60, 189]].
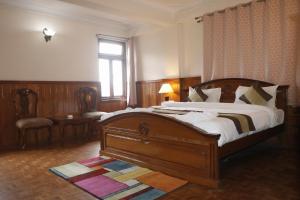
[[98, 112, 220, 188]]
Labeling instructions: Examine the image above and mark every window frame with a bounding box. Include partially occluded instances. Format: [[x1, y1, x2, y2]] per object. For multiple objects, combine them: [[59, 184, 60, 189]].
[[98, 37, 127, 101]]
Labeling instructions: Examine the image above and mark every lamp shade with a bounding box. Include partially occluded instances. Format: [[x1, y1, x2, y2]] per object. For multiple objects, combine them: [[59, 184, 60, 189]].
[[158, 83, 174, 94]]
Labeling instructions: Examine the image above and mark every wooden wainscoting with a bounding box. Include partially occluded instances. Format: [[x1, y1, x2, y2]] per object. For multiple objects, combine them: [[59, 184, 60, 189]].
[[0, 81, 124, 150], [98, 99, 127, 112], [136, 80, 163, 107], [179, 77, 202, 101], [136, 76, 201, 107]]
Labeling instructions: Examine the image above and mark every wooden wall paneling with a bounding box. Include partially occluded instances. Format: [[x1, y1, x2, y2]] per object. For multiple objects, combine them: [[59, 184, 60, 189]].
[[144, 81, 154, 106], [137, 78, 167, 108], [152, 81, 163, 105], [161, 78, 180, 102], [136, 81, 143, 107], [98, 100, 127, 112], [0, 83, 16, 149], [0, 81, 124, 150], [136, 76, 201, 107], [179, 76, 202, 101], [140, 81, 147, 106], [136, 80, 162, 107], [136, 82, 142, 107]]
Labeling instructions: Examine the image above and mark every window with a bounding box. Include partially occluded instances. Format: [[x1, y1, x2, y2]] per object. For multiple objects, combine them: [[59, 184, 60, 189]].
[[98, 38, 126, 99]]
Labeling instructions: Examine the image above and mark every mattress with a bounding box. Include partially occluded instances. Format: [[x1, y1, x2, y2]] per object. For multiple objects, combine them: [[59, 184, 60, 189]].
[[101, 102, 284, 147]]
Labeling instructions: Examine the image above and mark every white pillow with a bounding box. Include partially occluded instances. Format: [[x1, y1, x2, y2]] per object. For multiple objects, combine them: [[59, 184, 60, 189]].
[[234, 85, 279, 107], [188, 87, 221, 102], [202, 88, 222, 102]]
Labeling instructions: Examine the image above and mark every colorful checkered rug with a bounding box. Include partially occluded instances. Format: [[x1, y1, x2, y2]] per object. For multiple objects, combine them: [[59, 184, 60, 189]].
[[49, 156, 187, 200]]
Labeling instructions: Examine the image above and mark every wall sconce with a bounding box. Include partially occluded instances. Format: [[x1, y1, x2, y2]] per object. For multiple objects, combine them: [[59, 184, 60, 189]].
[[43, 28, 56, 42], [159, 83, 174, 101]]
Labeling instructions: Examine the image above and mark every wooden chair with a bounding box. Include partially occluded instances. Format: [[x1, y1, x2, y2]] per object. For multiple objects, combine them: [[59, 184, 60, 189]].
[[78, 87, 105, 118], [78, 87, 105, 138], [14, 88, 53, 149]]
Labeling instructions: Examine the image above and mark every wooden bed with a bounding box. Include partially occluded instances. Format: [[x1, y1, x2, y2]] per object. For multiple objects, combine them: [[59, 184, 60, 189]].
[[98, 78, 288, 188]]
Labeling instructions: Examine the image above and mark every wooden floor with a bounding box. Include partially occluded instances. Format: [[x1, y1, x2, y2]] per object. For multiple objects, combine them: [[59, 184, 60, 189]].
[[0, 140, 299, 200]]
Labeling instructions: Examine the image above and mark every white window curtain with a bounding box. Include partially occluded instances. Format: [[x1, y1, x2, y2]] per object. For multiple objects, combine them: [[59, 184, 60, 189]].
[[203, 0, 299, 105], [126, 37, 137, 106]]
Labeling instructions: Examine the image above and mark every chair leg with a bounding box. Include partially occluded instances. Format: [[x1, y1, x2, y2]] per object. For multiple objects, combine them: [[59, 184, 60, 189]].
[[79, 124, 85, 141], [84, 123, 89, 140], [34, 130, 39, 147], [88, 121, 94, 140], [73, 126, 78, 141], [93, 121, 97, 138], [21, 129, 26, 149], [17, 129, 21, 146], [47, 126, 52, 145], [59, 125, 65, 146]]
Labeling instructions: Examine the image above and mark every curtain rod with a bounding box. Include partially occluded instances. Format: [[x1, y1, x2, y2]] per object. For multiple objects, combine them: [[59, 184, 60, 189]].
[[195, 0, 266, 23]]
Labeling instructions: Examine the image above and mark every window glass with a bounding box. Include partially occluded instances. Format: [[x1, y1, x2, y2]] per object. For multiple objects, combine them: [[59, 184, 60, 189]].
[[99, 59, 110, 97], [99, 42, 123, 55], [112, 60, 123, 96], [98, 38, 126, 98]]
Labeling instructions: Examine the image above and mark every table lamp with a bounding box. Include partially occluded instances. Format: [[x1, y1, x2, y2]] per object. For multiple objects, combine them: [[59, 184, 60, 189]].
[[159, 83, 174, 101]]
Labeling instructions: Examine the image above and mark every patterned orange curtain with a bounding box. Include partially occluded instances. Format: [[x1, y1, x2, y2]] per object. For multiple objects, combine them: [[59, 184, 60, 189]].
[[203, 0, 299, 105]]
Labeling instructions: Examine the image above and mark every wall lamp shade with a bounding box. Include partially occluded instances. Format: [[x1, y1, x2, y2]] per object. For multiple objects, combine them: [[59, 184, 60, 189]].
[[159, 83, 174, 101], [43, 28, 55, 42]]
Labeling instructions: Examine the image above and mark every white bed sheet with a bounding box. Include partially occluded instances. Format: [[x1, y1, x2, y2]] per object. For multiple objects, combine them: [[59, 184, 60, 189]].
[[101, 102, 284, 147]]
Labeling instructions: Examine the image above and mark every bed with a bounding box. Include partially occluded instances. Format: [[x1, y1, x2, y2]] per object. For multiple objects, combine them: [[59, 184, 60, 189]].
[[97, 78, 288, 188]]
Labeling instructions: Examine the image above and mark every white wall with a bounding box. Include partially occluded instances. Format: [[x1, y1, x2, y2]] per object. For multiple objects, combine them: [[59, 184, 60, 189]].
[[178, 21, 203, 78], [0, 4, 128, 81], [135, 25, 179, 81], [135, 0, 251, 81]]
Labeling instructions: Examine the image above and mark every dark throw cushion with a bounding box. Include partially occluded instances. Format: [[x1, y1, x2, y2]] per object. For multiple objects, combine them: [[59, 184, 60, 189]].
[[239, 85, 272, 106]]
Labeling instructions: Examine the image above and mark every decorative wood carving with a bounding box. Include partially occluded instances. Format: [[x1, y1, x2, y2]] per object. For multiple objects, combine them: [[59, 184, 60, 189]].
[[15, 88, 38, 119], [78, 87, 98, 113], [138, 122, 149, 136]]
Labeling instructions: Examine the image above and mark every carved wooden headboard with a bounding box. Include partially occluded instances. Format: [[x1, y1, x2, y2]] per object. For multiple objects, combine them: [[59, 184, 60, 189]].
[[181, 78, 289, 113]]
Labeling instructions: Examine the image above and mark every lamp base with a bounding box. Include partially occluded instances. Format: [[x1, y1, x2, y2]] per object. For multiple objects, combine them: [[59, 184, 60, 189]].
[[164, 96, 170, 101]]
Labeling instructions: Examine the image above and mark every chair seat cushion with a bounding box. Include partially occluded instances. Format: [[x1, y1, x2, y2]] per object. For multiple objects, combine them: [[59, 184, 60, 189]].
[[82, 111, 106, 119], [16, 118, 53, 129]]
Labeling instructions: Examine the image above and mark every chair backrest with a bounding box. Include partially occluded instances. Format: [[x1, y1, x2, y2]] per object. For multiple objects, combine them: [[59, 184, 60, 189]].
[[78, 87, 97, 113], [14, 88, 38, 119]]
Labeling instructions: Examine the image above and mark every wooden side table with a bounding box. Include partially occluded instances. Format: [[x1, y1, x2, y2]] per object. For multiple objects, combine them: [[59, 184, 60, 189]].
[[50, 114, 101, 146]]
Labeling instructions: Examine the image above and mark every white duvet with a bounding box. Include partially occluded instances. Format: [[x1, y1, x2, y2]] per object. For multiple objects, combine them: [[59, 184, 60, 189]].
[[101, 102, 284, 147]]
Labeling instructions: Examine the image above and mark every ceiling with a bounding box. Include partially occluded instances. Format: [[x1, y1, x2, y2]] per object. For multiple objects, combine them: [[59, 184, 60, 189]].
[[135, 0, 204, 12], [0, 0, 209, 35]]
